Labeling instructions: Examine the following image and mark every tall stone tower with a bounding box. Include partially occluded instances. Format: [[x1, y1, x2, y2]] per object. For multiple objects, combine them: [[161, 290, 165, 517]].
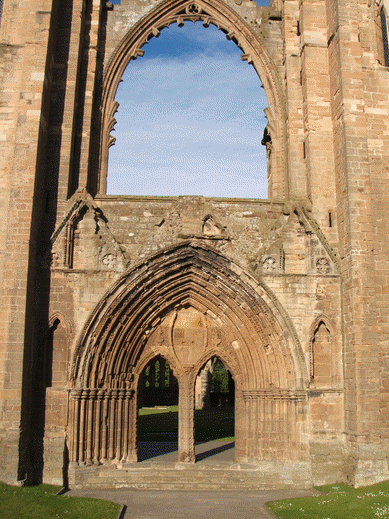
[[0, 0, 388, 488]]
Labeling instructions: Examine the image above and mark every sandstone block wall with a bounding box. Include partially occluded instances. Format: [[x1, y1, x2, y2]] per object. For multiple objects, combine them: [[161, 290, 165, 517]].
[[0, 0, 388, 488]]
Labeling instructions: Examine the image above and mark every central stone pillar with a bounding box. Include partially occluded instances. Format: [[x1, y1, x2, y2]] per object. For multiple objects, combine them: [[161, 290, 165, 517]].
[[125, 389, 137, 463], [178, 369, 195, 463]]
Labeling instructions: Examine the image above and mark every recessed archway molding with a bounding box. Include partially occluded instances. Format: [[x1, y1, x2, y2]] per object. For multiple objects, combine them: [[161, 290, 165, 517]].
[[69, 240, 309, 466], [71, 240, 307, 389]]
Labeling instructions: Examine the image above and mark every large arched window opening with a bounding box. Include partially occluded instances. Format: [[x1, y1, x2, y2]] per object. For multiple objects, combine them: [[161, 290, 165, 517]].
[[107, 22, 269, 199]]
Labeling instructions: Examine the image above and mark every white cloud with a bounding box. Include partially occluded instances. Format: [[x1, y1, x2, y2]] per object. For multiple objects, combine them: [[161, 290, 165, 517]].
[[107, 24, 269, 199]]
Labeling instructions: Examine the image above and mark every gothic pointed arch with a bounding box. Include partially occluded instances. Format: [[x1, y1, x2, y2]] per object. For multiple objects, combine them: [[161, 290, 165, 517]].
[[48, 311, 73, 336], [309, 315, 338, 389], [68, 241, 310, 466], [137, 353, 179, 408], [71, 241, 307, 390], [46, 312, 72, 388], [98, 0, 287, 199]]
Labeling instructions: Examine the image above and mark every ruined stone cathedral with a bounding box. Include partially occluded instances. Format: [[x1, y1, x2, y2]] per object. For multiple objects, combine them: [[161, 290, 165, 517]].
[[1, 0, 389, 489]]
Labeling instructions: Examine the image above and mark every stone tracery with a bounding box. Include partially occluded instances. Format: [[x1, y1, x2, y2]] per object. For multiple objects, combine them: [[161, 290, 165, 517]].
[[99, 0, 287, 198]]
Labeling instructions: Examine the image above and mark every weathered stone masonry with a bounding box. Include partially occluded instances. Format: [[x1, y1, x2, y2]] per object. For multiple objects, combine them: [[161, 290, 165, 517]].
[[0, 0, 388, 488]]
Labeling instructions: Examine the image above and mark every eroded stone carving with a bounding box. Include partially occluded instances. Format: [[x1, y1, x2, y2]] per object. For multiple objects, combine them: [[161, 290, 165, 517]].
[[49, 197, 127, 272], [171, 307, 207, 366], [101, 253, 116, 269], [50, 251, 61, 268], [262, 256, 277, 272], [202, 214, 225, 236], [316, 257, 330, 275]]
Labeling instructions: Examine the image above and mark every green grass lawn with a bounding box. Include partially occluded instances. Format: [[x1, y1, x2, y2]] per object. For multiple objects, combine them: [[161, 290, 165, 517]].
[[0, 483, 120, 519], [138, 405, 234, 442], [138, 405, 179, 441], [194, 407, 234, 442], [266, 480, 389, 519]]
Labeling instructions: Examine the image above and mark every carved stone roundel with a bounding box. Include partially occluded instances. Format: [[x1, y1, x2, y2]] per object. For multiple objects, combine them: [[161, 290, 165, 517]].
[[186, 4, 202, 15], [102, 253, 116, 269], [262, 256, 277, 272], [316, 257, 330, 274]]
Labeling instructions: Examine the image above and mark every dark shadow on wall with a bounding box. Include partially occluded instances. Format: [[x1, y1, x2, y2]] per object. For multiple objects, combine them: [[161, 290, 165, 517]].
[[23, 0, 73, 486]]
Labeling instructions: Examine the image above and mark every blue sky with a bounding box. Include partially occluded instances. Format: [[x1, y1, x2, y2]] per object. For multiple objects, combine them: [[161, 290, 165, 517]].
[[107, 20, 269, 199]]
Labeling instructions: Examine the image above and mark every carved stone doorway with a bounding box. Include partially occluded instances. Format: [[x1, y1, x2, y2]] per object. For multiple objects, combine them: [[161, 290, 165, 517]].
[[133, 305, 241, 464], [69, 243, 308, 476], [137, 356, 179, 462], [194, 357, 235, 462]]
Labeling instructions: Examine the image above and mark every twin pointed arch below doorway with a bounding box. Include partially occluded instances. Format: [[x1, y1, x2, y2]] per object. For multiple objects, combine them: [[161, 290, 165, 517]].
[[69, 242, 309, 466], [98, 0, 287, 199]]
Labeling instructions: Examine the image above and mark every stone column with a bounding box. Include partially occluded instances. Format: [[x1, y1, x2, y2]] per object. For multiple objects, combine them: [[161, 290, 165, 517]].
[[108, 390, 116, 461], [69, 390, 82, 463], [114, 390, 125, 463], [178, 370, 195, 463], [196, 359, 215, 410], [86, 389, 97, 465], [101, 394, 109, 462], [78, 390, 88, 465], [94, 390, 104, 464], [126, 390, 137, 463]]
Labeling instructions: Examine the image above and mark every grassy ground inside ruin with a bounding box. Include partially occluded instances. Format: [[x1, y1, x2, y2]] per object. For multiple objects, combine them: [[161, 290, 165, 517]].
[[138, 405, 234, 442], [0, 483, 120, 519], [266, 480, 389, 519]]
